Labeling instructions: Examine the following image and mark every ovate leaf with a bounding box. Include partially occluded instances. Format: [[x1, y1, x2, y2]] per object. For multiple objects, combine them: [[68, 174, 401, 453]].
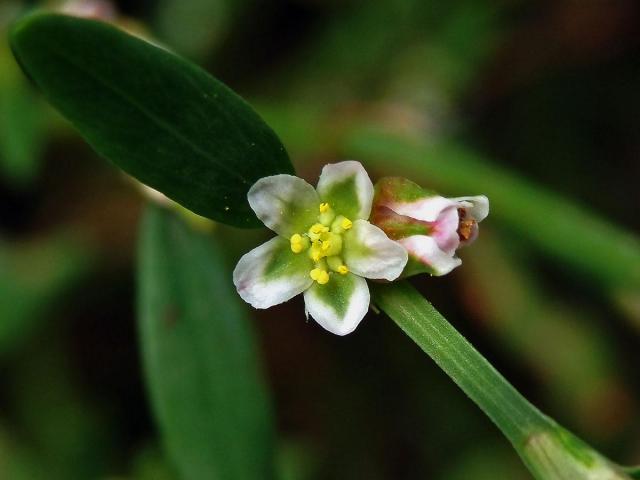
[[10, 13, 293, 227], [138, 205, 275, 479]]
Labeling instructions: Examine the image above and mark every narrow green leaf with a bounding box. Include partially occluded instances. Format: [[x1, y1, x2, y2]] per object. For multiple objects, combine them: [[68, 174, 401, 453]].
[[138, 205, 275, 480], [10, 13, 293, 227], [373, 281, 634, 480]]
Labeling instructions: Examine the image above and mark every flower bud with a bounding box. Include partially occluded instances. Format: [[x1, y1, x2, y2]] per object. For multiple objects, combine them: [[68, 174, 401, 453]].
[[370, 177, 488, 277]]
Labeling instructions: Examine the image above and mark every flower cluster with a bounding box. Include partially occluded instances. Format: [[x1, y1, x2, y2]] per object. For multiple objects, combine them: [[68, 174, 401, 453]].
[[234, 162, 488, 335]]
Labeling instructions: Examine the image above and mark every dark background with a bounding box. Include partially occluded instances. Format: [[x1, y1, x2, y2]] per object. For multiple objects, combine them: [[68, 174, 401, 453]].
[[0, 0, 639, 478]]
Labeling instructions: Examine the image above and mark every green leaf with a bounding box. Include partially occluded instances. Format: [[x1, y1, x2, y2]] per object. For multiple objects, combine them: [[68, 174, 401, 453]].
[[138, 205, 275, 480], [10, 13, 293, 227]]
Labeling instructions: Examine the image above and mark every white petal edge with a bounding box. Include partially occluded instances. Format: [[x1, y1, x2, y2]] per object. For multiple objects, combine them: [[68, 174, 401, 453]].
[[233, 237, 313, 309], [451, 195, 489, 222], [398, 235, 462, 276], [343, 220, 408, 281], [303, 274, 370, 336], [316, 160, 374, 220], [248, 174, 320, 237], [386, 195, 456, 222]]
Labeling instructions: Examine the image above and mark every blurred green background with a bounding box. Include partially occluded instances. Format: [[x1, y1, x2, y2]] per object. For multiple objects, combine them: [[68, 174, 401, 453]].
[[1, 0, 639, 478]]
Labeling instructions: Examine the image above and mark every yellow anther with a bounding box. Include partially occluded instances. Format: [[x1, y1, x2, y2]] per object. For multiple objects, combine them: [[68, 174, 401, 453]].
[[310, 268, 330, 284], [310, 223, 329, 235], [337, 265, 349, 275], [330, 215, 352, 233], [319, 202, 330, 213], [309, 242, 324, 262], [321, 240, 331, 251], [290, 233, 309, 254]]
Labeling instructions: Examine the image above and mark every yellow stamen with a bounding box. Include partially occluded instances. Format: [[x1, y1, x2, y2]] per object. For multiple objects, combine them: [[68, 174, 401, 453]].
[[321, 240, 331, 251], [310, 268, 322, 280], [310, 268, 330, 284], [309, 241, 324, 262], [308, 223, 330, 241], [290, 233, 309, 253], [330, 215, 352, 233], [317, 270, 330, 284], [310, 223, 329, 235], [319, 202, 330, 213], [337, 265, 349, 275]]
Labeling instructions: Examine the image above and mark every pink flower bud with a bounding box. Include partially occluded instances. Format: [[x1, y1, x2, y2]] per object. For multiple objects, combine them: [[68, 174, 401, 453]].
[[371, 177, 488, 277]]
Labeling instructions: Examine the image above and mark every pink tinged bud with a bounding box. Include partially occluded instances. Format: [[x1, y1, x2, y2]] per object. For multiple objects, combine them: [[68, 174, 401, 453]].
[[371, 177, 488, 277]]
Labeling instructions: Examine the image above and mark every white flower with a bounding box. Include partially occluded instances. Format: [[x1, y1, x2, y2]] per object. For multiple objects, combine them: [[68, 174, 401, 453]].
[[370, 177, 489, 277], [233, 161, 408, 335]]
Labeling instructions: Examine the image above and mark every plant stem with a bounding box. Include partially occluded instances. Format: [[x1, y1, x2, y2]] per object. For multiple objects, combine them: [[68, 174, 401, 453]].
[[372, 281, 555, 445], [373, 281, 637, 479]]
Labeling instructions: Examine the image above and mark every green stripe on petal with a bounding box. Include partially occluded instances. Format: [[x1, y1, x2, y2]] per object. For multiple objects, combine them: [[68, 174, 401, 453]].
[[303, 273, 370, 336], [342, 220, 408, 280], [374, 177, 438, 204], [234, 237, 313, 309], [248, 175, 320, 237], [316, 161, 373, 220]]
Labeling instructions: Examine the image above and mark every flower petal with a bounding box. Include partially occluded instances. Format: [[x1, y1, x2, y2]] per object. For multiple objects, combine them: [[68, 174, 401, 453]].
[[387, 195, 456, 222], [342, 220, 408, 281], [398, 235, 461, 276], [303, 273, 370, 336], [316, 161, 374, 220], [431, 206, 460, 255], [233, 237, 313, 309], [374, 177, 453, 222], [451, 195, 490, 222], [248, 175, 320, 237]]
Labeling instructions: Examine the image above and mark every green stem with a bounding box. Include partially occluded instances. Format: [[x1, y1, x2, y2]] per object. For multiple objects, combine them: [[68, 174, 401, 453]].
[[372, 281, 554, 445], [373, 281, 635, 479]]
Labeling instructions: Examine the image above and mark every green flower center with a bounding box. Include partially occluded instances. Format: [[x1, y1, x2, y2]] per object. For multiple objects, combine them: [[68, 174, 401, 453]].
[[289, 203, 352, 284]]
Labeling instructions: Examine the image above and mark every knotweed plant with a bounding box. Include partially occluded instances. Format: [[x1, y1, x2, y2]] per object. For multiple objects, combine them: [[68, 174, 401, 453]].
[[9, 11, 639, 480]]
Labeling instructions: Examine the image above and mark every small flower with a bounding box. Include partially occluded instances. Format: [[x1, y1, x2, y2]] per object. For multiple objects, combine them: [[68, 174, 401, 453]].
[[233, 161, 408, 335], [370, 177, 488, 277]]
